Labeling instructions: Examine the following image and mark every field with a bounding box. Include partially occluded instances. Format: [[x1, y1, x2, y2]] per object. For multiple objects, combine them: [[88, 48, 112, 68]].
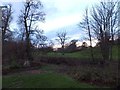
[[3, 73, 98, 88], [34, 45, 119, 60], [2, 45, 120, 88]]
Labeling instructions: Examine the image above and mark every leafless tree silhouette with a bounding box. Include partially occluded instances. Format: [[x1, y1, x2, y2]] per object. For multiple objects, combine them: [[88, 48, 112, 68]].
[[2, 4, 13, 44], [18, 0, 45, 66], [91, 1, 118, 62], [56, 31, 69, 55], [79, 8, 94, 62]]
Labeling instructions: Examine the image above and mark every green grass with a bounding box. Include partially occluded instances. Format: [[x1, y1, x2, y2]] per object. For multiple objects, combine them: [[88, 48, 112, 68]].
[[41, 64, 59, 72], [112, 45, 119, 60], [47, 48, 102, 59], [33, 47, 102, 59], [34, 45, 119, 60], [3, 73, 98, 88], [0, 76, 2, 88]]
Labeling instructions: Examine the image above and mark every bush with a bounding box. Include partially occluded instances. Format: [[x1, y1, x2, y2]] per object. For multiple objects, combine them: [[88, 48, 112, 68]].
[[82, 72, 92, 81], [30, 61, 42, 67], [3, 41, 27, 65], [9, 60, 22, 69]]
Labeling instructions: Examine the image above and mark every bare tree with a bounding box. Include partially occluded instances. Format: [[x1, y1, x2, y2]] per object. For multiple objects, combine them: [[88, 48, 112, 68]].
[[90, 1, 118, 62], [48, 40, 54, 48], [118, 1, 120, 43], [1, 4, 13, 60], [56, 31, 69, 55], [33, 30, 47, 48], [79, 8, 94, 62], [18, 0, 45, 66], [2, 4, 13, 44]]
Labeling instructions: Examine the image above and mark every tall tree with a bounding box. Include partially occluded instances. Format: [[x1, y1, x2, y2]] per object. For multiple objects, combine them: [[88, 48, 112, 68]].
[[1, 4, 13, 44], [18, 0, 45, 66], [79, 8, 94, 62], [90, 1, 118, 62], [117, 2, 120, 88], [1, 4, 13, 60]]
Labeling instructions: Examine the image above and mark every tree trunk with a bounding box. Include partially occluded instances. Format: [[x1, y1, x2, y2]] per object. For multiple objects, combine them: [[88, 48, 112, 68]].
[[90, 46, 94, 62], [89, 32, 94, 62], [86, 8, 94, 62], [62, 45, 64, 55], [100, 42, 105, 65], [109, 41, 113, 61], [100, 37, 110, 65], [24, 17, 33, 67], [117, 38, 120, 88]]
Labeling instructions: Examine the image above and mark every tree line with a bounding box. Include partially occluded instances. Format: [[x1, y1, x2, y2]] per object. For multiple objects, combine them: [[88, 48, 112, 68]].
[[1, 0, 120, 66]]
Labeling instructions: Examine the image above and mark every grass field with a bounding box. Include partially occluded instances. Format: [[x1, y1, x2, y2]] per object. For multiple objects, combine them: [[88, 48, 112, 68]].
[[33, 45, 119, 60], [3, 73, 98, 88], [0, 76, 2, 88], [3, 45, 119, 88]]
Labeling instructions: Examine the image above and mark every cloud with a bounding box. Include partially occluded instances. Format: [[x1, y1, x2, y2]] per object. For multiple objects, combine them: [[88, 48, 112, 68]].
[[38, 13, 82, 32], [42, 0, 99, 21], [1, 0, 100, 45], [37, 0, 99, 41]]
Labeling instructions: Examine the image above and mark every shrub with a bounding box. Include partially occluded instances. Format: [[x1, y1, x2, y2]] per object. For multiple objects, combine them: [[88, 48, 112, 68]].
[[9, 60, 21, 69], [78, 71, 92, 81]]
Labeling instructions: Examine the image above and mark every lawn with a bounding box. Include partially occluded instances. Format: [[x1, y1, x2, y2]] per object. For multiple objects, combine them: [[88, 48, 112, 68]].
[[0, 76, 2, 89], [33, 45, 119, 60], [3, 73, 98, 88], [3, 45, 119, 88]]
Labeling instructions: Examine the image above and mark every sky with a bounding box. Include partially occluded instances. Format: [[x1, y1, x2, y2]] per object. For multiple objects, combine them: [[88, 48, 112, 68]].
[[0, 0, 100, 47]]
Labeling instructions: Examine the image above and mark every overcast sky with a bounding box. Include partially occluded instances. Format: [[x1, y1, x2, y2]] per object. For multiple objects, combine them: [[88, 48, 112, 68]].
[[38, 0, 99, 41], [0, 0, 100, 46]]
